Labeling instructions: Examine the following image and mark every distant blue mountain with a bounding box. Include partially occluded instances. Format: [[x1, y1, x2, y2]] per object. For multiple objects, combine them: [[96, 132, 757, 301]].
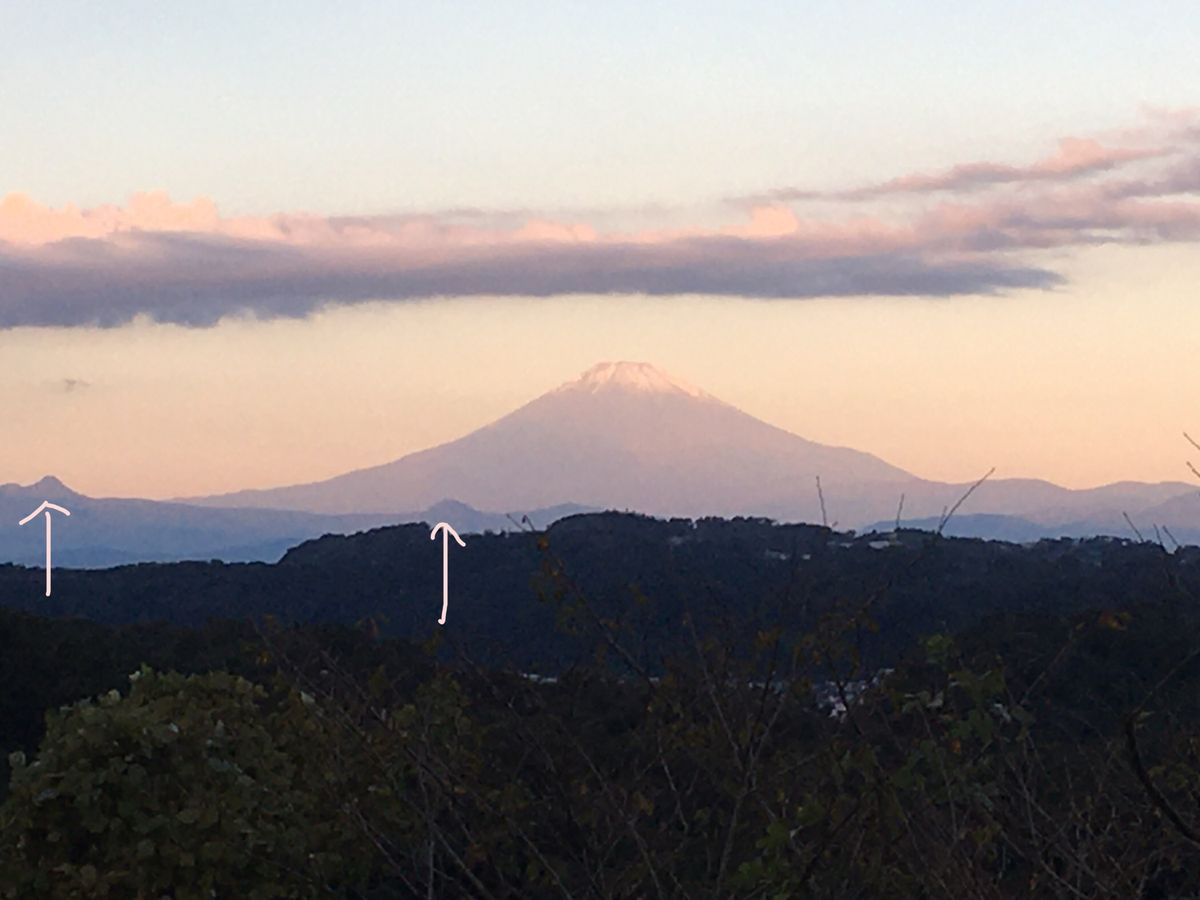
[[0, 477, 590, 568], [864, 512, 1200, 548], [864, 514, 1055, 543], [8, 363, 1198, 562]]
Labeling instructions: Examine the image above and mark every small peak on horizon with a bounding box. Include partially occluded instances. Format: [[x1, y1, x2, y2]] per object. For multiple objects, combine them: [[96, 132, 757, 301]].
[[0, 475, 81, 498], [30, 475, 79, 495], [560, 361, 713, 400]]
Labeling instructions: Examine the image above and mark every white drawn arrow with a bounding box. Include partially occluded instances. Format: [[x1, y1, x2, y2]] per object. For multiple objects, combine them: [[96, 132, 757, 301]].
[[19, 501, 71, 597], [429, 522, 466, 625]]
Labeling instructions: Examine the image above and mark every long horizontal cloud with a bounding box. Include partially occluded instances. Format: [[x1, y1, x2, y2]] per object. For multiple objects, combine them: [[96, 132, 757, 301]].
[[0, 229, 1060, 328], [1, 109, 1198, 328]]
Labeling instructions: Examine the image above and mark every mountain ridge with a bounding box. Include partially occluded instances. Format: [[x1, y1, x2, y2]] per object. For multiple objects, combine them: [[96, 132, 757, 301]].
[[13, 363, 1195, 552], [182, 362, 1199, 537], [0, 478, 590, 568]]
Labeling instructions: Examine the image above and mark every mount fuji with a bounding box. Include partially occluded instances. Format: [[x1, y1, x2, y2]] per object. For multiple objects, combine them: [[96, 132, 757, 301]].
[[7, 363, 1197, 566], [186, 361, 1200, 538], [189, 362, 916, 520]]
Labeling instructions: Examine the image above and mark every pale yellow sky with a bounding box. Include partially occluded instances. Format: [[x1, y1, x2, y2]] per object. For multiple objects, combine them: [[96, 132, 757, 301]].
[[1, 243, 1197, 499]]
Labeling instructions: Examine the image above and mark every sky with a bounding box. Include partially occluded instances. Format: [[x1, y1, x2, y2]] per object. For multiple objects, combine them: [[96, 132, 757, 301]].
[[3, 2, 1200, 498]]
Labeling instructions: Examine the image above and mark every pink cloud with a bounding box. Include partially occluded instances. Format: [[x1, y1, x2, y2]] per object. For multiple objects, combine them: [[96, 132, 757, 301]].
[[3, 110, 1200, 329], [754, 138, 1165, 205], [745, 109, 1200, 206], [860, 137, 1157, 197], [0, 191, 224, 245]]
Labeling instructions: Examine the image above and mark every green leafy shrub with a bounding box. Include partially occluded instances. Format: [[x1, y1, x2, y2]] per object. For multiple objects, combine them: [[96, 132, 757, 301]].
[[0, 667, 361, 899]]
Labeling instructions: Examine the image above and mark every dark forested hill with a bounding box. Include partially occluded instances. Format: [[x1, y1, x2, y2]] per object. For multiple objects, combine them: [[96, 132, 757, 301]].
[[6, 513, 1200, 897], [3, 512, 1197, 672]]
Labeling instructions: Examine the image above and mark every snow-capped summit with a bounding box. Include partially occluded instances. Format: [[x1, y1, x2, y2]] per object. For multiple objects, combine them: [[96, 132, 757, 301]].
[[559, 361, 713, 400]]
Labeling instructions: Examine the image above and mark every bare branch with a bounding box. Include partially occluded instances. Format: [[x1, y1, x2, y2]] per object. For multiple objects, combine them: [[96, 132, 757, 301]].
[[1122, 512, 1146, 543], [937, 467, 996, 535], [1124, 716, 1200, 848], [1162, 524, 1181, 551]]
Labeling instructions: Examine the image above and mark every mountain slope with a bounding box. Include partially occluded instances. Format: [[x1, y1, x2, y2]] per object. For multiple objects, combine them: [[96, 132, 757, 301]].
[[190, 361, 915, 517]]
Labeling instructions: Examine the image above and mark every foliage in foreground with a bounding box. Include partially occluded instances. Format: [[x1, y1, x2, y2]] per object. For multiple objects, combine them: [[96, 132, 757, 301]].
[[3, 605, 1200, 897], [4, 529, 1200, 897], [0, 668, 366, 899]]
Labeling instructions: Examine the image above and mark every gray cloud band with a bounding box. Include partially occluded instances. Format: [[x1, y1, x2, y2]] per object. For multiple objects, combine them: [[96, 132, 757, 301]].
[[0, 234, 1061, 329]]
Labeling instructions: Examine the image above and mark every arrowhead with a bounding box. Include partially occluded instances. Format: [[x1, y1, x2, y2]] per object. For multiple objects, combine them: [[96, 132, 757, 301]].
[[430, 521, 466, 547], [18, 501, 71, 526]]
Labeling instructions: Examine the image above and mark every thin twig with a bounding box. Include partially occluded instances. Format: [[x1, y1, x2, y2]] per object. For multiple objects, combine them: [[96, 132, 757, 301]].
[[816, 476, 828, 529], [1122, 512, 1145, 543], [1124, 716, 1200, 847], [1161, 525, 1181, 551], [937, 467, 996, 535]]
